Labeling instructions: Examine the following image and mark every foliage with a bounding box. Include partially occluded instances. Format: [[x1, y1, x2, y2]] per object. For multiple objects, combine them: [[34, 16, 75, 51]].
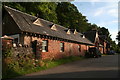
[[3, 48, 84, 79], [116, 31, 120, 47], [3, 2, 58, 24], [2, 48, 12, 58], [85, 51, 91, 58], [3, 2, 115, 39], [3, 2, 93, 32], [56, 2, 91, 32]]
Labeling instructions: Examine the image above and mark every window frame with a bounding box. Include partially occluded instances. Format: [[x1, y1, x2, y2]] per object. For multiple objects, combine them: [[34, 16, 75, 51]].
[[60, 42, 64, 52], [42, 40, 48, 52]]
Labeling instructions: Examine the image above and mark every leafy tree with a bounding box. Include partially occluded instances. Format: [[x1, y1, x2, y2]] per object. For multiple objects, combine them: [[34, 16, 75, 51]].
[[3, 2, 94, 32], [3, 2, 116, 47], [3, 2, 119, 52], [116, 31, 120, 47], [56, 2, 91, 32], [98, 27, 112, 42], [3, 2, 58, 24]]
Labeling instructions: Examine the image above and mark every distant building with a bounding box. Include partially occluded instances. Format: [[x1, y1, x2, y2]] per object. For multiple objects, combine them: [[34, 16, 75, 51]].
[[84, 30, 110, 54]]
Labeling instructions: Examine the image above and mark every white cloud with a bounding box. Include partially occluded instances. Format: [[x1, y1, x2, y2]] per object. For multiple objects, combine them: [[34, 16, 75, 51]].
[[90, 0, 100, 6], [97, 20, 118, 27], [73, 1, 118, 42], [107, 9, 118, 17], [94, 8, 104, 16], [97, 21, 118, 42], [111, 20, 118, 23], [110, 31, 118, 41], [74, 0, 119, 2], [93, 2, 118, 17]]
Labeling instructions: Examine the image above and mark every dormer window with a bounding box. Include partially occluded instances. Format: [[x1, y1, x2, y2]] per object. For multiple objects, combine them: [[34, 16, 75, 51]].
[[83, 35, 85, 38], [70, 29, 77, 34], [81, 35, 85, 38], [33, 18, 42, 26], [51, 24, 57, 31], [67, 29, 71, 34], [74, 29, 77, 34]]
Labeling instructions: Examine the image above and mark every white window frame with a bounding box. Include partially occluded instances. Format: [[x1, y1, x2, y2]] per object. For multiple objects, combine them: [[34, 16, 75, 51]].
[[42, 40, 48, 52], [60, 42, 64, 52]]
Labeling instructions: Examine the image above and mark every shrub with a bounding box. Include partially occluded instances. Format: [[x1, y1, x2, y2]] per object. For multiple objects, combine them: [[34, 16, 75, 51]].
[[2, 48, 12, 58], [85, 51, 90, 58]]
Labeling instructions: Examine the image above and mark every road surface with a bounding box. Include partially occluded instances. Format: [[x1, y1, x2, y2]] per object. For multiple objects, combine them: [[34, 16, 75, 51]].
[[19, 55, 119, 78]]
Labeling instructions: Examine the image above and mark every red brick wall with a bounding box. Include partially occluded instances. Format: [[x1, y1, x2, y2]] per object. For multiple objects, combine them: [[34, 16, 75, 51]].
[[41, 41, 88, 60], [2, 39, 13, 49], [23, 35, 89, 60]]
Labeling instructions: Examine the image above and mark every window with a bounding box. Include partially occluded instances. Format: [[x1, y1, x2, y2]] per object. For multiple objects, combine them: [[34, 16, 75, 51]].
[[51, 24, 57, 31], [60, 43, 64, 52], [42, 40, 48, 52], [78, 45, 81, 52], [14, 38, 18, 43]]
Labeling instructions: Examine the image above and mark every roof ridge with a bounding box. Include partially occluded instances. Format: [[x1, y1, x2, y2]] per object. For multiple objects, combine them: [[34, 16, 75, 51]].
[[4, 5, 70, 30], [4, 5, 37, 18], [3, 5, 94, 45], [38, 18, 68, 29]]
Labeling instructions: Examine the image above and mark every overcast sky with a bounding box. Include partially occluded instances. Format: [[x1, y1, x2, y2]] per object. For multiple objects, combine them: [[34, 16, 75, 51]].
[[71, 0, 118, 43]]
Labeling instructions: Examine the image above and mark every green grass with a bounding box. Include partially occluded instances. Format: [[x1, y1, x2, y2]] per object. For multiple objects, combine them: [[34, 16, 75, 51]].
[[3, 56, 85, 79], [44, 56, 84, 68]]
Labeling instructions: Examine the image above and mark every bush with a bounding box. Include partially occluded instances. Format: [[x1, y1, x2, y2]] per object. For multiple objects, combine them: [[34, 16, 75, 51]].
[[2, 48, 12, 58], [2, 47, 85, 79], [85, 52, 91, 58], [2, 48, 38, 78]]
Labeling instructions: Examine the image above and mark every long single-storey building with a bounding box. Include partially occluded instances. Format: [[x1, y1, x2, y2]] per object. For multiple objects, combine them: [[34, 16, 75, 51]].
[[2, 6, 95, 60]]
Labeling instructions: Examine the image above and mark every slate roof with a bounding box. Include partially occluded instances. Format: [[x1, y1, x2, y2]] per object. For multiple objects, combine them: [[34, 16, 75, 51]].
[[3, 6, 94, 46], [84, 30, 97, 43]]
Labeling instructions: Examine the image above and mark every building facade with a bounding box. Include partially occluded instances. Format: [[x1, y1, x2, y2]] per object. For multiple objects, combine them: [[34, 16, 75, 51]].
[[2, 6, 95, 60]]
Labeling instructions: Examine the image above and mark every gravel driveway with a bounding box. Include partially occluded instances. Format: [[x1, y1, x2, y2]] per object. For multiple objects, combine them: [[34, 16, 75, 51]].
[[18, 55, 119, 78]]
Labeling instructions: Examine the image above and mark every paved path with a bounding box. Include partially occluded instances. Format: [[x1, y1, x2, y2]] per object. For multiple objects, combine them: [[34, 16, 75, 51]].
[[19, 55, 119, 78]]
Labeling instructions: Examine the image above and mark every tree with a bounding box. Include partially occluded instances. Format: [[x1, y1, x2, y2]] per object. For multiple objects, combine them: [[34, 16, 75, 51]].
[[98, 27, 112, 42], [116, 31, 120, 47], [56, 2, 91, 32], [3, 2, 94, 32], [3, 2, 58, 24]]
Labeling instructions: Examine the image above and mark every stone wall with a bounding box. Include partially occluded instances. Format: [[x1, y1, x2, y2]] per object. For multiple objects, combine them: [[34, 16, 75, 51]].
[[12, 46, 33, 58]]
